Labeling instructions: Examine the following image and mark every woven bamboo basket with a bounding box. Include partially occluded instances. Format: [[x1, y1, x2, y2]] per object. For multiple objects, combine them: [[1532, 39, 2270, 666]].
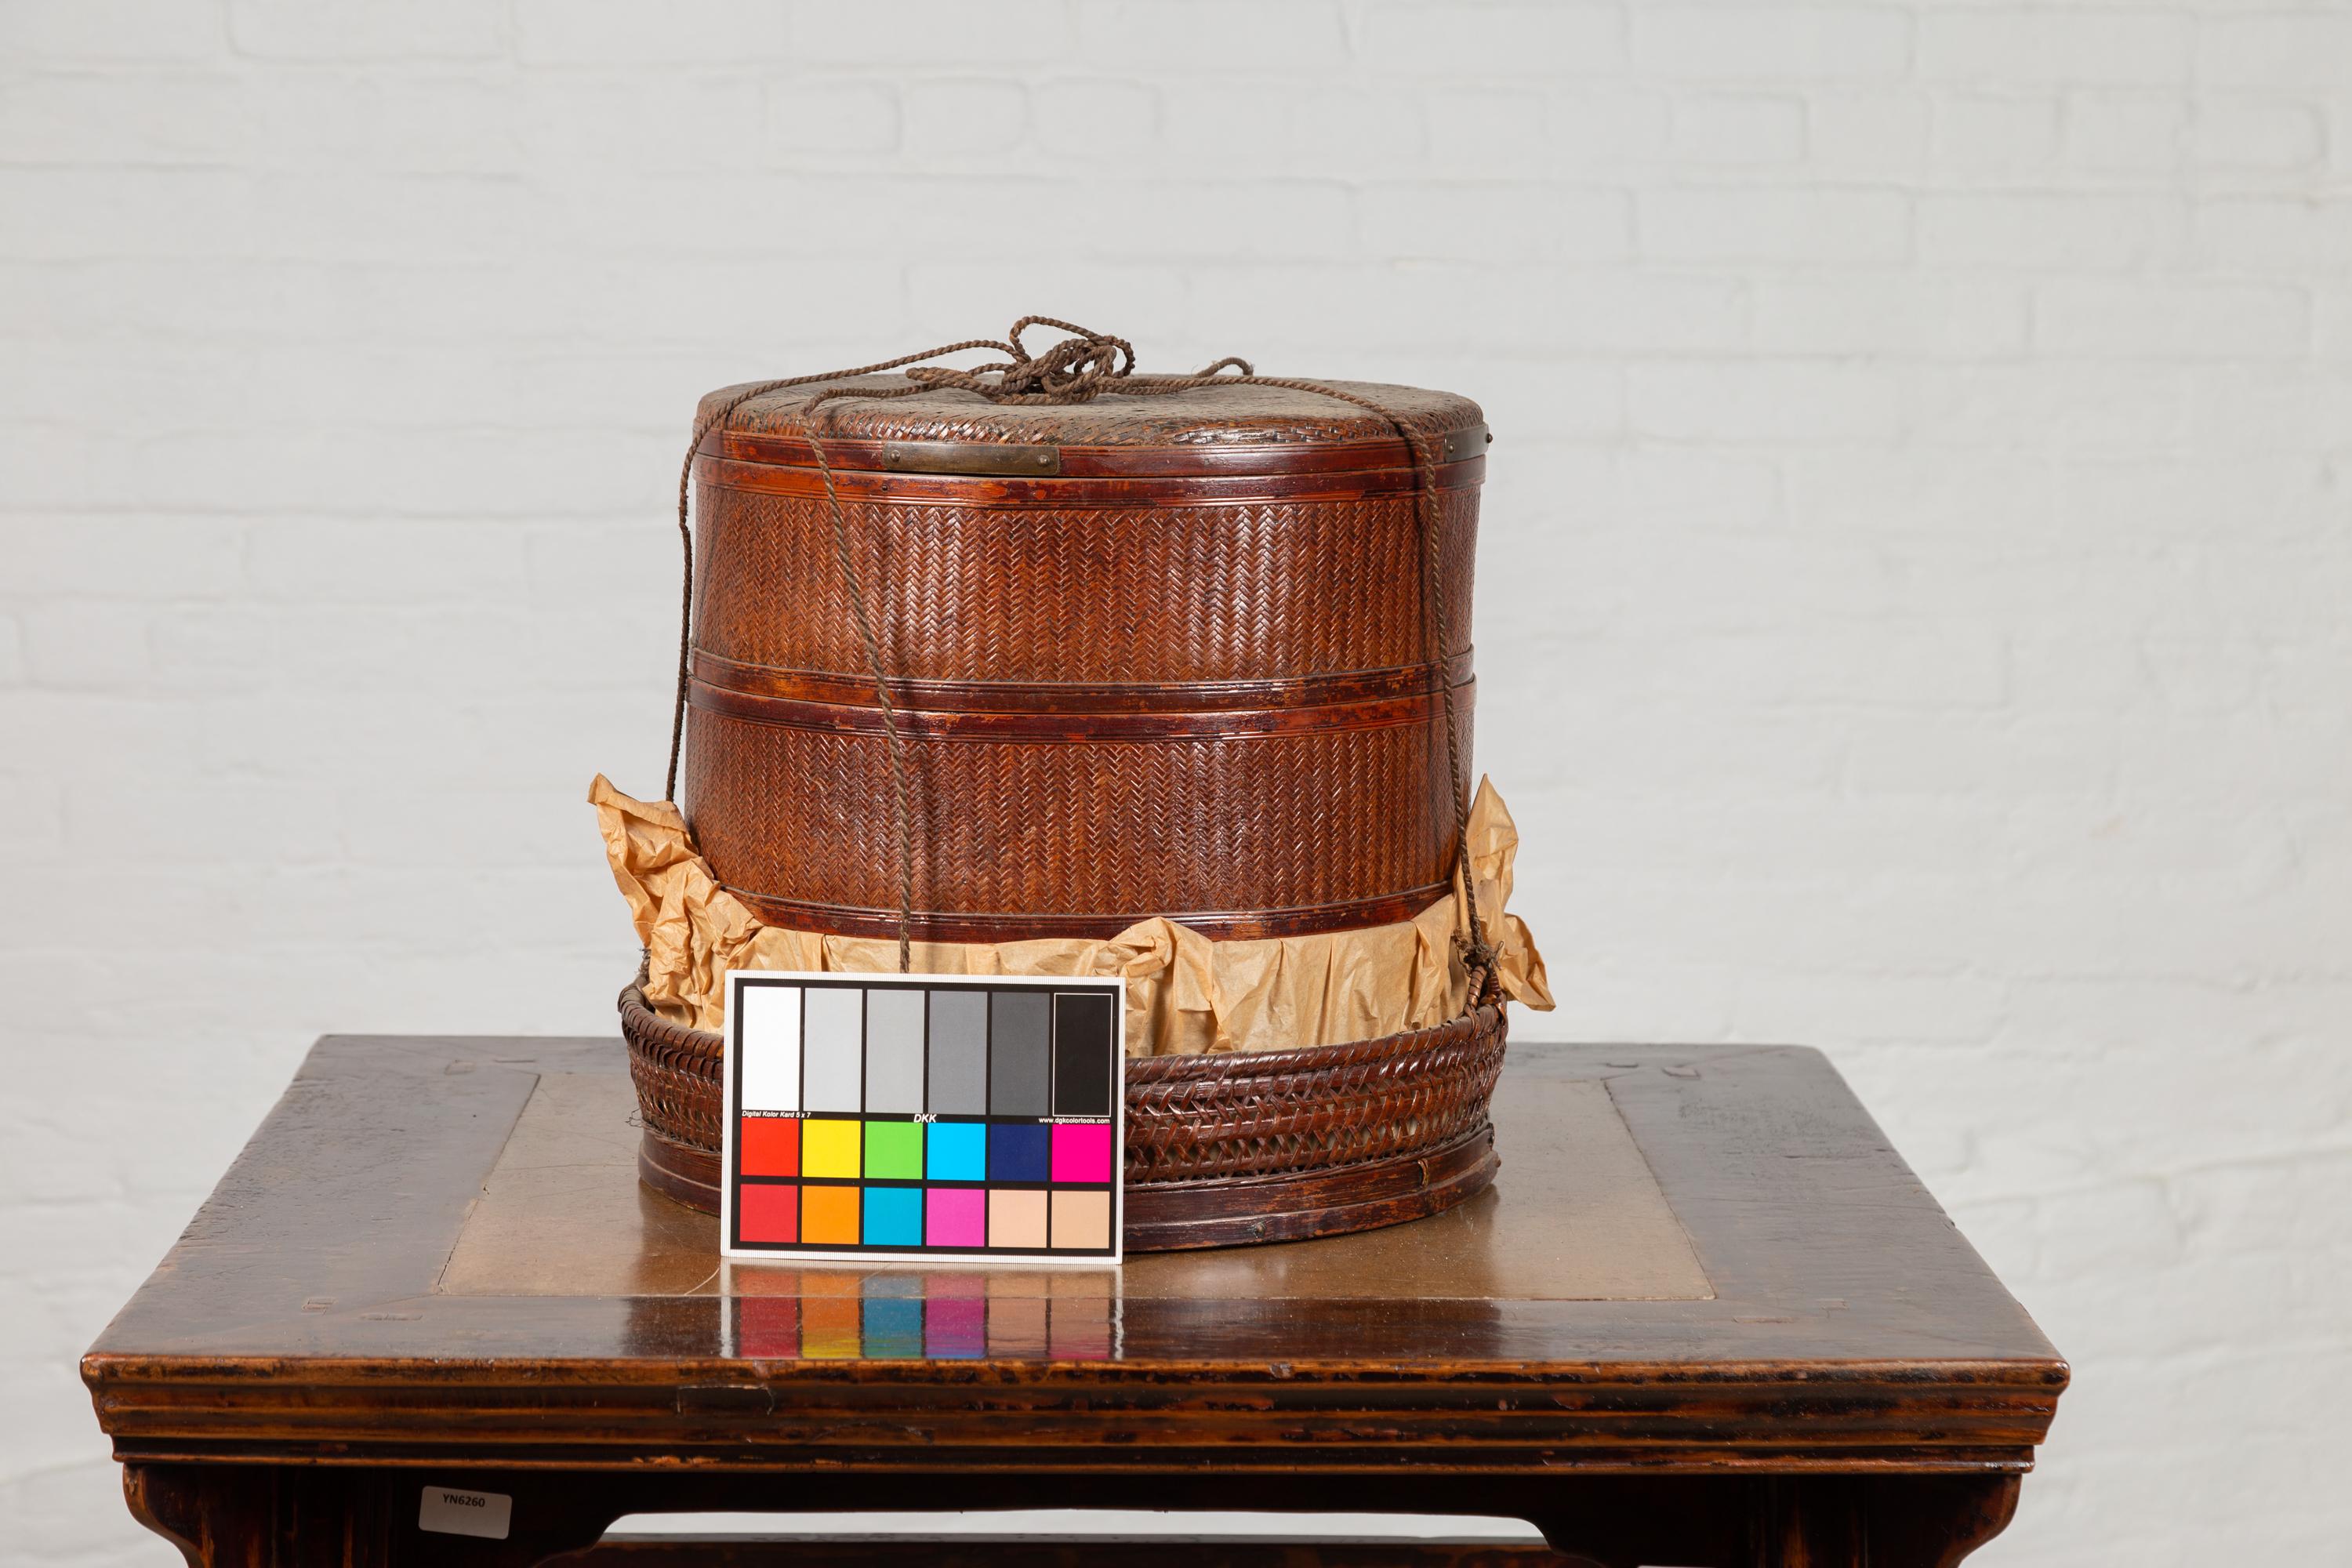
[[625, 328, 1513, 1250]]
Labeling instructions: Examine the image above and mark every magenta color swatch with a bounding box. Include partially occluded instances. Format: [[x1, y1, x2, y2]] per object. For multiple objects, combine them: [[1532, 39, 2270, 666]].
[[925, 1186, 987, 1248], [1050, 1122, 1114, 1183]]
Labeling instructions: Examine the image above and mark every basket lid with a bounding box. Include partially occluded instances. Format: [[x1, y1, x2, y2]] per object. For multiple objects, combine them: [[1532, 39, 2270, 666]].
[[696, 375, 1487, 478]]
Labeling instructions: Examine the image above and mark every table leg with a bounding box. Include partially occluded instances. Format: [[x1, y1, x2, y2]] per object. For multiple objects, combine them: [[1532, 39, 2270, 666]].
[[1750, 1476, 2023, 1568], [1523, 1474, 2021, 1568], [125, 1463, 624, 1567]]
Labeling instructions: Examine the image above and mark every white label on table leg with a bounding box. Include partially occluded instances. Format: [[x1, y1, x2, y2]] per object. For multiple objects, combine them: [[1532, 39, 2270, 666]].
[[419, 1486, 512, 1540]]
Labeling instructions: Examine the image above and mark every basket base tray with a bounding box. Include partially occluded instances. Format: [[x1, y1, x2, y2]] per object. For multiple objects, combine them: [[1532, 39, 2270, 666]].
[[639, 1122, 1500, 1254]]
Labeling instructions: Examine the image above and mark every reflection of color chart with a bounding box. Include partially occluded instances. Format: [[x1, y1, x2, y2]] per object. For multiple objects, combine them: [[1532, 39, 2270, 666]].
[[723, 1274, 1118, 1362], [720, 971, 1123, 1264]]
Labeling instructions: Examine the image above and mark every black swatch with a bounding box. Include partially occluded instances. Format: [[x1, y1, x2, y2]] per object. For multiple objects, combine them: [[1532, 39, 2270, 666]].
[[1052, 993, 1115, 1116]]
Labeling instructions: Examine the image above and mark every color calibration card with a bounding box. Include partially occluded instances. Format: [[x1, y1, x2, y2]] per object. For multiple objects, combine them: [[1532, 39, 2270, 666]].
[[720, 971, 1124, 1265]]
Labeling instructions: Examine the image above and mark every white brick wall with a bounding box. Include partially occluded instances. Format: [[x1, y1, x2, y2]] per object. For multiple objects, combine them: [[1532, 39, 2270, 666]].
[[3, 2, 2347, 1561]]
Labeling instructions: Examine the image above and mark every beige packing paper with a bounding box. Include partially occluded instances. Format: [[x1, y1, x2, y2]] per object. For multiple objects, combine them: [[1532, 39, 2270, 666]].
[[592, 774, 1551, 1055]]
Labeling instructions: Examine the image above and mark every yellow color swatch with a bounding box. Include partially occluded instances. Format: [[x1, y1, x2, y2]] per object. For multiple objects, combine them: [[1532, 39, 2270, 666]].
[[800, 1118, 861, 1178]]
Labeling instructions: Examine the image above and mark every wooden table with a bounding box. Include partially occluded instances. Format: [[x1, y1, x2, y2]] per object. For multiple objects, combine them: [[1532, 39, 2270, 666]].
[[83, 1036, 2065, 1566]]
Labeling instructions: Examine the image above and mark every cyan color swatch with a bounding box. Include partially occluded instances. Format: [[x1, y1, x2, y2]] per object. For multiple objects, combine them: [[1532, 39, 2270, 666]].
[[925, 1120, 986, 1181], [862, 1185, 923, 1247]]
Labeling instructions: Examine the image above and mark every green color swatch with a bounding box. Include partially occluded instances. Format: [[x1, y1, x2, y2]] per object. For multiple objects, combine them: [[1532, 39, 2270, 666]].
[[863, 1119, 924, 1181]]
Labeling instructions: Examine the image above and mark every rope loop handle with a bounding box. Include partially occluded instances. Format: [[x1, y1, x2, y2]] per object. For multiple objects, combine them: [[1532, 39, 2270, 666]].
[[666, 320, 1491, 1006], [901, 315, 1138, 401]]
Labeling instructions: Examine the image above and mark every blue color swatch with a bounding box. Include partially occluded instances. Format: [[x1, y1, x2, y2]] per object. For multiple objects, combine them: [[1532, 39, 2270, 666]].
[[987, 1122, 1051, 1181]]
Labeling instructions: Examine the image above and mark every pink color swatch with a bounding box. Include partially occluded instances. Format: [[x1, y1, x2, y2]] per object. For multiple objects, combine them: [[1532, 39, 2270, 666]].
[[925, 1186, 987, 1248], [1051, 1122, 1114, 1183]]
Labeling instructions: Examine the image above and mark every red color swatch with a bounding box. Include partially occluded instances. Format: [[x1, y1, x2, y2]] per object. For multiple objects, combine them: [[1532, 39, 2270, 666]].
[[736, 1182, 798, 1244], [739, 1116, 800, 1177]]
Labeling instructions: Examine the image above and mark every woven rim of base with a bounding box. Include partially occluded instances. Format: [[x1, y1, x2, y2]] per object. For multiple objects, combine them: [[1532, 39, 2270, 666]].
[[619, 969, 1507, 1186]]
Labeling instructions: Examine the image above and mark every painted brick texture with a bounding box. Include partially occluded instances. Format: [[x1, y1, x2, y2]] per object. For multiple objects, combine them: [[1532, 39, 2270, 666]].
[[3, 3, 2349, 1563]]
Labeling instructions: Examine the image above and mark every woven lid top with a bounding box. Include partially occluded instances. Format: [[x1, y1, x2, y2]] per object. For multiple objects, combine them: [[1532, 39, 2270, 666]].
[[699, 375, 1483, 452]]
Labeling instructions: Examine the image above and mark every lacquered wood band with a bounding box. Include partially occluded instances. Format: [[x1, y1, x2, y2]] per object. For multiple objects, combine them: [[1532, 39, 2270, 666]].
[[710, 423, 1490, 480], [688, 648, 1478, 715], [688, 677, 1471, 742], [724, 884, 1453, 944], [692, 452, 1485, 507]]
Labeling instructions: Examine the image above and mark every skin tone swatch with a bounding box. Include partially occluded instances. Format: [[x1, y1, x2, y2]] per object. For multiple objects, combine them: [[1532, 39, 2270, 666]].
[[723, 974, 1123, 1264]]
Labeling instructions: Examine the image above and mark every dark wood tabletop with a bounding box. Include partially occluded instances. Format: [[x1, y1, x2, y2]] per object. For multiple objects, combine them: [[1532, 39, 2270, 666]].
[[84, 1036, 2065, 1567]]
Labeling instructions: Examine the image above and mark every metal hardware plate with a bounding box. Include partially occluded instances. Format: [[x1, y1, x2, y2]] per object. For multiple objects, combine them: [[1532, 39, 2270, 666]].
[[878, 441, 1062, 477], [1439, 425, 1490, 464]]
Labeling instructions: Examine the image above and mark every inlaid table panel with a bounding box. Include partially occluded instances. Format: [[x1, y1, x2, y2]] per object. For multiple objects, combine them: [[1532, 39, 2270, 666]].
[[85, 1037, 2065, 1567]]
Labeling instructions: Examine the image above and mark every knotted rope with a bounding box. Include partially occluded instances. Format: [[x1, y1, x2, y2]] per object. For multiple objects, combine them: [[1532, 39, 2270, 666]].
[[666, 318, 1497, 1007]]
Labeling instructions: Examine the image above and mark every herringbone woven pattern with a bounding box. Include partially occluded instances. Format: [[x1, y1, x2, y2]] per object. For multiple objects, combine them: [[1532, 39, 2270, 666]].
[[1120, 1006, 1508, 1180], [686, 706, 1464, 921], [692, 488, 1479, 684]]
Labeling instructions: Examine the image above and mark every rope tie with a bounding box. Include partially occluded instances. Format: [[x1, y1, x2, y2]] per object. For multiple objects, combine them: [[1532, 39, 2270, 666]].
[[667, 318, 1494, 1011]]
